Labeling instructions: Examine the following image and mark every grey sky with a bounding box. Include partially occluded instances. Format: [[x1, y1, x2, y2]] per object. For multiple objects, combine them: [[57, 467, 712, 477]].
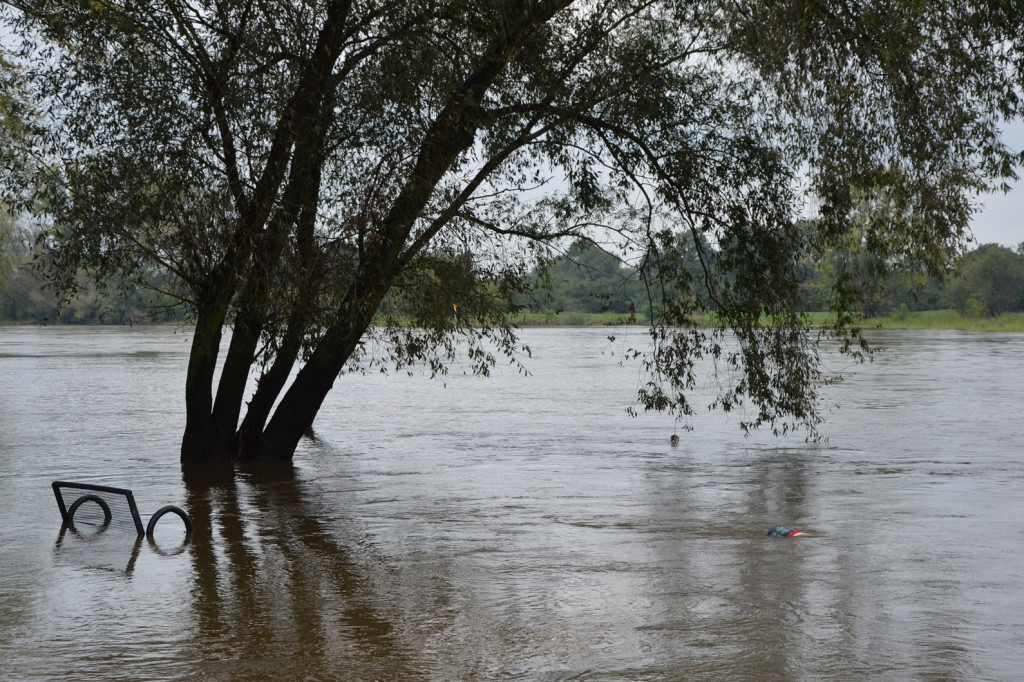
[[974, 186, 1022, 248], [971, 120, 1024, 249]]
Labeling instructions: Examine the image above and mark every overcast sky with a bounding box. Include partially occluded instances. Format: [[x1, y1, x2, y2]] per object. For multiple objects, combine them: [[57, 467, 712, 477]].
[[971, 120, 1024, 249], [974, 187, 1021, 248]]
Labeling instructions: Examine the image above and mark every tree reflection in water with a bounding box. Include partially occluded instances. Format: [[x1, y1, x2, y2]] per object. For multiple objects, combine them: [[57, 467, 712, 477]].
[[181, 464, 411, 679]]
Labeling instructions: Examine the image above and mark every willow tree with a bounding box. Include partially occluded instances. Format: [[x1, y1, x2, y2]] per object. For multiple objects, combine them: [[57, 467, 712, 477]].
[[1, 1, 1020, 463]]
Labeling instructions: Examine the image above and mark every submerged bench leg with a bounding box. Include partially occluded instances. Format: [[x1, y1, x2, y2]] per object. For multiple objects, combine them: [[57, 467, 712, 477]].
[[146, 505, 194, 539]]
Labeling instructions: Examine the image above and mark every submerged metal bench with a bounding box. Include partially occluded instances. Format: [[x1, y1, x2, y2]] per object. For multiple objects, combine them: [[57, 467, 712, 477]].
[[52, 481, 193, 540]]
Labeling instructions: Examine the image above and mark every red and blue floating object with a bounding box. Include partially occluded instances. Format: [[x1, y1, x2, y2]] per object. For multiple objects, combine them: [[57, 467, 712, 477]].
[[767, 525, 806, 537]]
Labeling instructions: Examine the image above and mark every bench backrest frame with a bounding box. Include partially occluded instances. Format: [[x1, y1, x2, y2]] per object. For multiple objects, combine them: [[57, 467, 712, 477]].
[[52, 480, 147, 536]]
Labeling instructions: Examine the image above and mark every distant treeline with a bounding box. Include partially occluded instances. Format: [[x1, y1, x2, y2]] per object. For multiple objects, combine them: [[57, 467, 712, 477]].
[[1, 213, 185, 324], [0, 267, 185, 324], [3, 213, 1024, 323], [524, 239, 1024, 322]]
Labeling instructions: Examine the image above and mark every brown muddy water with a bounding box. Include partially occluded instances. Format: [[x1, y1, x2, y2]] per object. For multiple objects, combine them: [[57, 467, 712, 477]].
[[1, 326, 1022, 680]]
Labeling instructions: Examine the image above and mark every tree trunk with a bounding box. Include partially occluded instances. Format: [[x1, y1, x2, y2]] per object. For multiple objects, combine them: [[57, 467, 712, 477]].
[[181, 300, 239, 463], [240, 306, 374, 462]]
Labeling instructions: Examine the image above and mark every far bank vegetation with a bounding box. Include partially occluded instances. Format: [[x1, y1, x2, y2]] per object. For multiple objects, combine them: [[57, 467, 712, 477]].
[[3, 213, 1024, 330]]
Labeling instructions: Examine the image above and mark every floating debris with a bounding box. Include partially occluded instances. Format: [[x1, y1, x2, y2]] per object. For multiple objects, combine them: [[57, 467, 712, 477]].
[[767, 525, 806, 538]]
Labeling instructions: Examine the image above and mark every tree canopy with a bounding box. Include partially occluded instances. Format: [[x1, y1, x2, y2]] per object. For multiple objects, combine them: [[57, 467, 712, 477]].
[[1, 0, 1022, 462]]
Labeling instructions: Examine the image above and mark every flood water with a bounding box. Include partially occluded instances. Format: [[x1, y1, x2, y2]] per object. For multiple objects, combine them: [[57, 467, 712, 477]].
[[1, 325, 1023, 680]]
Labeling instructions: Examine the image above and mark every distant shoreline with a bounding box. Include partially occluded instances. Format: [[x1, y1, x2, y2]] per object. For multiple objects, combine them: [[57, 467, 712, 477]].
[[5, 310, 1024, 333], [516, 309, 1024, 333]]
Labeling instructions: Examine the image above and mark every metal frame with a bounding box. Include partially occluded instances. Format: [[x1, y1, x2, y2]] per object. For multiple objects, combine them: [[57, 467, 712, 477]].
[[52, 481, 147, 536]]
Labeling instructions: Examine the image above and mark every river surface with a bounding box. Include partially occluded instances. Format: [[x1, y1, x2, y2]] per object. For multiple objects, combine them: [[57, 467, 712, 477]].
[[1, 325, 1022, 680]]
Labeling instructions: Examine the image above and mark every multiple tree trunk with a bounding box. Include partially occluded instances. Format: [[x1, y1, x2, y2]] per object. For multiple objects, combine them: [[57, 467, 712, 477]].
[[180, 1, 572, 463]]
